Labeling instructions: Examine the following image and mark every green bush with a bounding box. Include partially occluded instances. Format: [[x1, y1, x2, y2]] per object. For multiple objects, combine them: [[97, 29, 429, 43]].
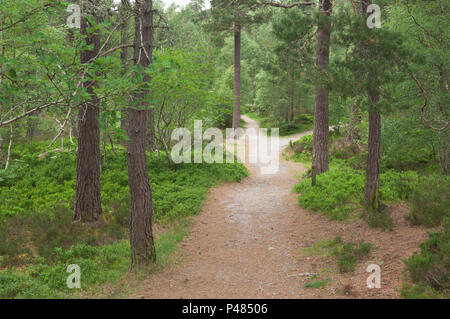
[[0, 270, 60, 299], [0, 145, 248, 263], [290, 130, 361, 164], [0, 205, 131, 267], [0, 169, 18, 186], [293, 165, 364, 220], [332, 241, 372, 273], [293, 163, 419, 220], [364, 207, 394, 231], [401, 283, 447, 299], [382, 116, 437, 171], [407, 175, 450, 227], [295, 113, 314, 124], [289, 135, 313, 162], [404, 217, 450, 294], [0, 219, 192, 298], [0, 144, 247, 222], [330, 142, 360, 160], [28, 242, 131, 291], [301, 236, 372, 273], [303, 278, 330, 288]]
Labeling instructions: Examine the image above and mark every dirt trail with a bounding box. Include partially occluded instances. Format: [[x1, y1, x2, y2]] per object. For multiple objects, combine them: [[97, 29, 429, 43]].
[[132, 116, 427, 299]]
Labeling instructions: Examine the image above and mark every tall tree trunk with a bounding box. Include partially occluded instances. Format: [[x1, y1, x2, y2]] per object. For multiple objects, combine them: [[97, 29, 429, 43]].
[[312, 0, 332, 174], [73, 9, 102, 222], [363, 0, 381, 211], [232, 20, 241, 130], [128, 0, 156, 269], [120, 0, 130, 147]]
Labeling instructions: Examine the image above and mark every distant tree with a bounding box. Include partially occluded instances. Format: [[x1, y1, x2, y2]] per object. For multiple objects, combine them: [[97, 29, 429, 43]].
[[266, 6, 315, 122], [208, 0, 263, 129], [260, 0, 333, 175]]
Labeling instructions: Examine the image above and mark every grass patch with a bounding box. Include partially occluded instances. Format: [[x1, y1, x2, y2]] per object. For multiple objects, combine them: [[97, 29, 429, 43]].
[[363, 207, 394, 231], [300, 236, 372, 273], [299, 237, 342, 258], [244, 112, 313, 136], [303, 278, 331, 289], [154, 219, 191, 268], [332, 241, 372, 273]]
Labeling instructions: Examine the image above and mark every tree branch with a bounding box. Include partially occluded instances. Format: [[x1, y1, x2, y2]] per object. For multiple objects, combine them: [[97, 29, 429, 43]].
[[0, 4, 53, 32], [395, 56, 449, 132], [0, 99, 64, 127], [261, 1, 314, 8]]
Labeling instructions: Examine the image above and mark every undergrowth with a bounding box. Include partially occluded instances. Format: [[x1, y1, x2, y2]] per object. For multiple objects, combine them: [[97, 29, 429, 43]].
[[401, 217, 450, 299], [0, 142, 248, 298], [293, 163, 419, 221]]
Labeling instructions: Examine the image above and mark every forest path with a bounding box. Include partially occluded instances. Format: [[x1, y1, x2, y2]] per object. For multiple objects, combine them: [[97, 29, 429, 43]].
[[132, 116, 320, 298], [131, 116, 427, 299]]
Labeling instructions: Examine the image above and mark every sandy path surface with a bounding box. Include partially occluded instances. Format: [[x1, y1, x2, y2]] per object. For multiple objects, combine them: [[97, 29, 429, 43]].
[[132, 116, 427, 299]]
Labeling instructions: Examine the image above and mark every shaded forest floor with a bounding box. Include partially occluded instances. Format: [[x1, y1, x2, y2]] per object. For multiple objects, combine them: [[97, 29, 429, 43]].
[[128, 116, 428, 299]]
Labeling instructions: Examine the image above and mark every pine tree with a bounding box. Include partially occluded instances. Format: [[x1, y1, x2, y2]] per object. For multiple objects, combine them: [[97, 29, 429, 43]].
[[312, 0, 332, 175], [128, 0, 157, 268], [208, 0, 261, 129], [74, 0, 103, 222]]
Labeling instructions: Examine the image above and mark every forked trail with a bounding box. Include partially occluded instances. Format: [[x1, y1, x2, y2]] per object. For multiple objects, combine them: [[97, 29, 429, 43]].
[[132, 116, 427, 299]]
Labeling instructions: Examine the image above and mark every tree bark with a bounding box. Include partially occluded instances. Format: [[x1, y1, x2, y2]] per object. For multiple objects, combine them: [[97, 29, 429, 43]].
[[232, 20, 241, 130], [128, 0, 156, 269], [73, 10, 102, 222], [120, 0, 130, 147], [312, 0, 332, 174]]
